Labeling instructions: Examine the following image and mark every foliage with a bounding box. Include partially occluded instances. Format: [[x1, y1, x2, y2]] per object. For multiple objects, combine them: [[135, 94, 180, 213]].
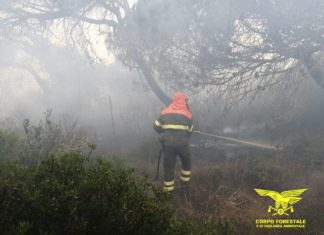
[[3, 0, 324, 106], [0, 152, 176, 235], [115, 0, 324, 106], [1, 110, 94, 165], [0, 129, 21, 163], [0, 147, 243, 235], [21, 110, 92, 164]]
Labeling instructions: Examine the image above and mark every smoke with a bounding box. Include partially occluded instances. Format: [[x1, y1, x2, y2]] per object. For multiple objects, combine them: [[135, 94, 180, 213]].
[[1, 0, 324, 155]]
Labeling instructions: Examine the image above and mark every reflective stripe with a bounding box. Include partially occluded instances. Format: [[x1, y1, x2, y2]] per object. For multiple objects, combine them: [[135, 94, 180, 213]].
[[189, 125, 193, 132], [161, 124, 191, 130], [164, 180, 175, 186], [180, 176, 190, 182], [155, 120, 162, 126], [164, 186, 175, 191], [181, 170, 191, 176]]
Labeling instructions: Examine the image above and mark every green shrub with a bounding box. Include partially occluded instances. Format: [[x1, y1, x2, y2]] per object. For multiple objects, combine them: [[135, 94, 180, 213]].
[[0, 152, 176, 235], [0, 129, 21, 163], [21, 110, 92, 165]]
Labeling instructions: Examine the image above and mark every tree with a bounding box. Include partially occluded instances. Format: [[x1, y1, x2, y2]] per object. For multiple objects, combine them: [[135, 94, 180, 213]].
[[117, 0, 324, 107], [0, 0, 172, 105], [1, 0, 324, 107], [0, 38, 49, 91]]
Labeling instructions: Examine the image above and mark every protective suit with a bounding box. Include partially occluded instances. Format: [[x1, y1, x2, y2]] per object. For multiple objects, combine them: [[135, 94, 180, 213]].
[[153, 92, 193, 195]]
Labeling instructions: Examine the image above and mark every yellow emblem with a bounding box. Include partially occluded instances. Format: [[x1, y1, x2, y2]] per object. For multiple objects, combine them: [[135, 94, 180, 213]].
[[254, 189, 307, 216]]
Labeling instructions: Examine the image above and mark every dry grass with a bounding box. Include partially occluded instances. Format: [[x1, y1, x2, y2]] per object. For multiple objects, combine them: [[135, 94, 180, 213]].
[[128, 143, 324, 234]]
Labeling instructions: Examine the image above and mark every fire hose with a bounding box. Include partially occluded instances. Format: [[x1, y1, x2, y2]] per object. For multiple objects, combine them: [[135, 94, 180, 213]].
[[154, 130, 279, 180], [193, 130, 279, 151]]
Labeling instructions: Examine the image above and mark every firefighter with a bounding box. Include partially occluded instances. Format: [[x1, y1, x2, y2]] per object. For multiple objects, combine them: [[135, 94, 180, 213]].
[[153, 92, 193, 198]]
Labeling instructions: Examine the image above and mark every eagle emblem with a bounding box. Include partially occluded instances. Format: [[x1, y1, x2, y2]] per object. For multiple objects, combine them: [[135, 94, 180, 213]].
[[254, 189, 307, 216]]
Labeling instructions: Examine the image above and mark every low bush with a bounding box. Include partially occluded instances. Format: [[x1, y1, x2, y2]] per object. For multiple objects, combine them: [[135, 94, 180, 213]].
[[0, 152, 176, 235], [21, 110, 92, 165], [0, 129, 21, 163], [0, 110, 93, 165]]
